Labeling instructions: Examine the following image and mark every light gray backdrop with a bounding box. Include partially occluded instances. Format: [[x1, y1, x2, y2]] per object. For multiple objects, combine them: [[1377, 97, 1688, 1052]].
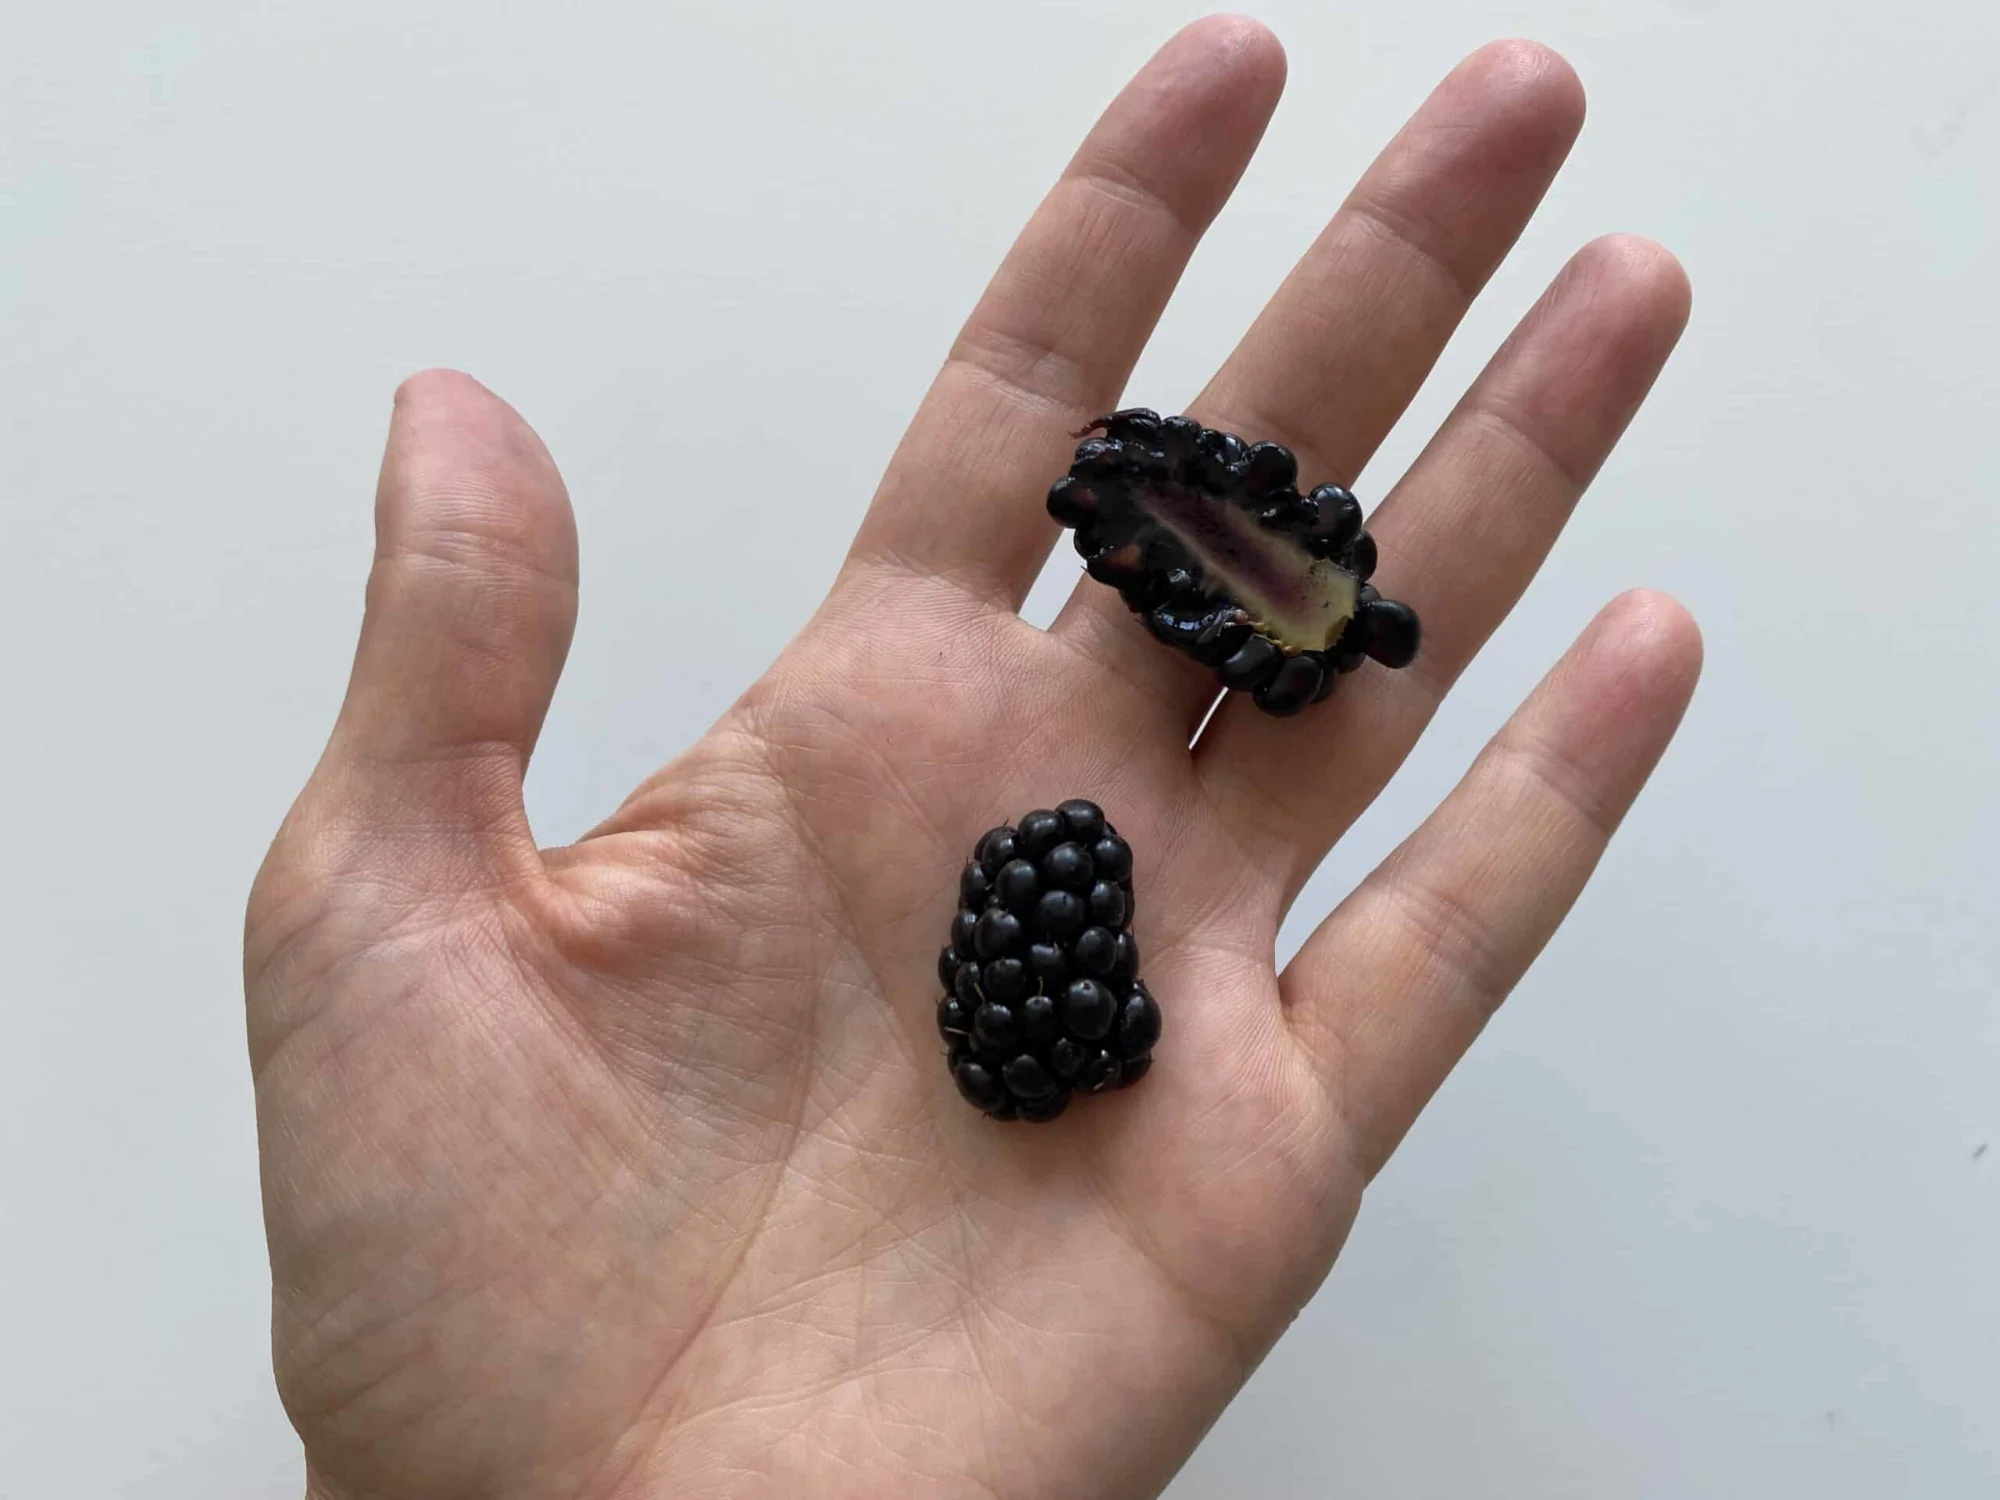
[[4, 0, 1996, 1494]]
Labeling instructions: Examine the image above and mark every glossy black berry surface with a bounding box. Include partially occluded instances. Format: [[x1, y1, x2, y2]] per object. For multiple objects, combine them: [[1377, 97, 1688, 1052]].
[[940, 800, 1157, 1121], [1047, 409, 1422, 715]]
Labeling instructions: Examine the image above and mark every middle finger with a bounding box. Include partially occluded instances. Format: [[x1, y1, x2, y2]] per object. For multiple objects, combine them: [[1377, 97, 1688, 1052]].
[[1045, 41, 1587, 735]]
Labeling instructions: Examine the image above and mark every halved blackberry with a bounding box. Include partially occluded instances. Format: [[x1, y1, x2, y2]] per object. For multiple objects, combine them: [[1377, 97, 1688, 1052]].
[[1047, 409, 1422, 715], [940, 800, 1156, 1121]]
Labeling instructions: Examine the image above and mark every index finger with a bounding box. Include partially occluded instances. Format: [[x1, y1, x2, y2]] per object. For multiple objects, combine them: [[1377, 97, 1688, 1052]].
[[846, 16, 1286, 608]]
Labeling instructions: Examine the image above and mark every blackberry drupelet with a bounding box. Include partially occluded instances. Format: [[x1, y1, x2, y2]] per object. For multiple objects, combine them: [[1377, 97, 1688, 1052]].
[[1046, 409, 1423, 716], [938, 799, 1159, 1121]]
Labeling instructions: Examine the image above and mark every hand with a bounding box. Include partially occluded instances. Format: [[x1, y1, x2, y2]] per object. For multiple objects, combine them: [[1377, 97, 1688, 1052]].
[[247, 20, 1700, 1500]]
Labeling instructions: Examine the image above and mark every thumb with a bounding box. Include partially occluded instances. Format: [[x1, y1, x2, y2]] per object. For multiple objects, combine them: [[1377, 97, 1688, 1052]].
[[310, 369, 579, 886]]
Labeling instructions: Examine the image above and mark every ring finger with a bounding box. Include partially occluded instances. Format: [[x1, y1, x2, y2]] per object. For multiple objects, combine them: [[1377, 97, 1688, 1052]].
[[1195, 233, 1693, 907]]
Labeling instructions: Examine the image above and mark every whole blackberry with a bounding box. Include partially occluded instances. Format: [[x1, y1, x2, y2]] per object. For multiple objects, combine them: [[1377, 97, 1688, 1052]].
[[937, 799, 1159, 1121], [1046, 408, 1422, 716]]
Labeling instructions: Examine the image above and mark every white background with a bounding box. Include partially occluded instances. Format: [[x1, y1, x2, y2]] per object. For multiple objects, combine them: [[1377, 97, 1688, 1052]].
[[4, 1, 1997, 1494]]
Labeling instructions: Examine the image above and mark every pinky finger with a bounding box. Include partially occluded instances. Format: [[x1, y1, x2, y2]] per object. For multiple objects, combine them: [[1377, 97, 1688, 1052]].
[[1282, 590, 1703, 1178]]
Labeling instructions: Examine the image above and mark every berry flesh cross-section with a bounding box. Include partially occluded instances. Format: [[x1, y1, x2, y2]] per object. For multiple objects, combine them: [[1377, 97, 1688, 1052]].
[[1047, 409, 1422, 716], [938, 800, 1158, 1122]]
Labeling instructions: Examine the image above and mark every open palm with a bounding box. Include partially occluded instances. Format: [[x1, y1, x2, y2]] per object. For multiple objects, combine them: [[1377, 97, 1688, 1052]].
[[247, 22, 1700, 1500]]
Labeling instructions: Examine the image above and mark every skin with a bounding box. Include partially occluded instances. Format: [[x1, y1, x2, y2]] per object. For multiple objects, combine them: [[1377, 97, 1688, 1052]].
[[247, 20, 1703, 1500]]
